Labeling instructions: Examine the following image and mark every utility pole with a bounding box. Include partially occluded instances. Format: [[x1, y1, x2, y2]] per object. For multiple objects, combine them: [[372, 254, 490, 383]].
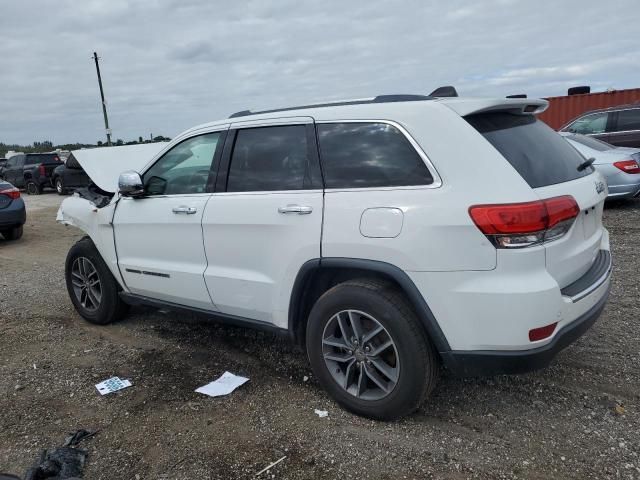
[[93, 52, 112, 146]]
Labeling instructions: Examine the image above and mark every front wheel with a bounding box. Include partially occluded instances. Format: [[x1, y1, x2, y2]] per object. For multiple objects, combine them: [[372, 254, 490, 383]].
[[306, 279, 439, 420], [25, 181, 42, 195], [65, 237, 129, 324]]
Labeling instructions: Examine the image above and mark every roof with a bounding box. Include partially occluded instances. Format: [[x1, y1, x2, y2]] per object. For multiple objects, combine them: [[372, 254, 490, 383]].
[[228, 94, 434, 118], [178, 96, 549, 140]]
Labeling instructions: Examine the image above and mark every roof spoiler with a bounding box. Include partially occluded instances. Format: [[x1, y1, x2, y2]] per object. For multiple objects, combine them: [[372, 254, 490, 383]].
[[443, 98, 549, 117], [429, 85, 458, 97]]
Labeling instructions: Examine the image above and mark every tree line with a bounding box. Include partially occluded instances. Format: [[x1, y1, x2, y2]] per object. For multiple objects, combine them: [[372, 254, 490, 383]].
[[0, 136, 171, 158]]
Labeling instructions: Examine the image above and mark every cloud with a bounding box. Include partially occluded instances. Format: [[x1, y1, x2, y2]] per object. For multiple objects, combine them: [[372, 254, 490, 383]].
[[0, 0, 638, 144]]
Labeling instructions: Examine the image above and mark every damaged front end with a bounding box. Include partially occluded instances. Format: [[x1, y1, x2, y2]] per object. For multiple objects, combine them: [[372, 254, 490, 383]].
[[56, 185, 125, 288]]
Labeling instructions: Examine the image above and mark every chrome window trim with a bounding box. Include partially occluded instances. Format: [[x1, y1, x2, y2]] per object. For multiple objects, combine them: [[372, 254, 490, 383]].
[[586, 128, 640, 136], [315, 119, 443, 190], [229, 116, 314, 129]]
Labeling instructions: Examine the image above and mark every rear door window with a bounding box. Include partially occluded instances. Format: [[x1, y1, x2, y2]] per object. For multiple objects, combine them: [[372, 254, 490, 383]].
[[565, 112, 609, 135], [316, 122, 433, 189], [613, 109, 640, 132], [466, 113, 593, 188], [226, 125, 319, 192]]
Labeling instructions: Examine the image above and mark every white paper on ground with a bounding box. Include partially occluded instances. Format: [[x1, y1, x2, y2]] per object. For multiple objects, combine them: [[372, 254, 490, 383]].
[[95, 376, 132, 395], [314, 409, 329, 418], [195, 371, 249, 398]]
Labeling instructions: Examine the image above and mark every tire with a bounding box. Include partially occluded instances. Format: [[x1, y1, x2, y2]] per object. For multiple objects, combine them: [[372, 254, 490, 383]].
[[55, 177, 66, 195], [306, 279, 439, 420], [65, 237, 129, 325], [1, 225, 23, 240], [25, 181, 42, 195]]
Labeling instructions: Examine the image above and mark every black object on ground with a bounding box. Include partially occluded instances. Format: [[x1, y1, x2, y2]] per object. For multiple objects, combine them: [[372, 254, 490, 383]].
[[63, 429, 98, 448], [24, 447, 87, 479], [0, 429, 99, 479]]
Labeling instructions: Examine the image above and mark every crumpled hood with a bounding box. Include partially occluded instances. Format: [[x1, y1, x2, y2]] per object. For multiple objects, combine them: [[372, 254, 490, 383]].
[[70, 142, 169, 193]]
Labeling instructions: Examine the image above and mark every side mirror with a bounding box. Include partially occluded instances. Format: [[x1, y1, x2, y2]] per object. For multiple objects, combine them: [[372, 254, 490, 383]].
[[118, 170, 144, 197]]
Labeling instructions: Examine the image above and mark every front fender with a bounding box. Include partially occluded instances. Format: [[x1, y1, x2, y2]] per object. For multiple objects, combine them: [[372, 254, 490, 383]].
[[57, 195, 127, 291]]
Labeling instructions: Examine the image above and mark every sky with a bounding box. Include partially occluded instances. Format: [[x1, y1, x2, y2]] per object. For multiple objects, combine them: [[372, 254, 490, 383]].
[[1, 0, 639, 145]]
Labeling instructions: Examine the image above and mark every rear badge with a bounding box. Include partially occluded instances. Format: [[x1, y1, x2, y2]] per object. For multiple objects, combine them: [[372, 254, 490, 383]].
[[595, 181, 606, 194]]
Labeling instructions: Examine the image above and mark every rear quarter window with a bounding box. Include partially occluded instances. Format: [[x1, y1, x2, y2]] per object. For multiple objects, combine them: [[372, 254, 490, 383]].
[[466, 113, 593, 188], [317, 122, 433, 189]]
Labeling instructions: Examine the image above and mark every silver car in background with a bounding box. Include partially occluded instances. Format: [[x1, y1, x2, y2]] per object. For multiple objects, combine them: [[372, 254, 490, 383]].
[[560, 132, 640, 200]]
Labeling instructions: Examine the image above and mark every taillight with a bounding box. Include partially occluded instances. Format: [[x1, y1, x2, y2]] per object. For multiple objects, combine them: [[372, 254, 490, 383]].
[[469, 196, 579, 248], [0, 187, 20, 200], [39, 164, 46, 176], [613, 160, 640, 174]]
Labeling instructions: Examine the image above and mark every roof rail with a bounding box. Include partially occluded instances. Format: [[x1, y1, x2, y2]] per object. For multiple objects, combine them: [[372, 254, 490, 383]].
[[228, 94, 433, 119]]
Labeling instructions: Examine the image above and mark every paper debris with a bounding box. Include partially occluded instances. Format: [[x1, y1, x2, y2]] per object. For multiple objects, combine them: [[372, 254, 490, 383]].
[[95, 376, 132, 395], [314, 409, 329, 418], [196, 371, 249, 398]]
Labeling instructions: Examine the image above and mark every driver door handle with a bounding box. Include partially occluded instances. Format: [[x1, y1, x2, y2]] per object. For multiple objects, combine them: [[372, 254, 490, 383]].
[[278, 205, 313, 215], [172, 206, 197, 214]]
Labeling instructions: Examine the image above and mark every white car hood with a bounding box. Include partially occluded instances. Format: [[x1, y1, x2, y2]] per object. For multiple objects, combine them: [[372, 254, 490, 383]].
[[71, 142, 169, 193]]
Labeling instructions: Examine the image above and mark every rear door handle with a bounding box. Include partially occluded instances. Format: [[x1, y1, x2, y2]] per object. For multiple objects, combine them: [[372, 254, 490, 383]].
[[278, 204, 313, 215], [172, 206, 197, 214]]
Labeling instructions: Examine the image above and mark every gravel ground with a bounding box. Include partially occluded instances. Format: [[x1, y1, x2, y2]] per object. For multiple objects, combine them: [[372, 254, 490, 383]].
[[1, 193, 639, 479]]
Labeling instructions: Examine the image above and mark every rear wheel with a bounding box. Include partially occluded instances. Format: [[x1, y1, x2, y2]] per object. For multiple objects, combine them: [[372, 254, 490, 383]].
[[55, 177, 66, 195], [1, 225, 23, 240], [25, 181, 42, 195], [306, 279, 439, 420], [65, 237, 129, 324]]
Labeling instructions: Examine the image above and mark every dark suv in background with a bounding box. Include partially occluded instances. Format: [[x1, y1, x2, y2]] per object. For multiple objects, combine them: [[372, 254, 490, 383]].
[[0, 153, 62, 194], [52, 153, 91, 195], [561, 104, 640, 147]]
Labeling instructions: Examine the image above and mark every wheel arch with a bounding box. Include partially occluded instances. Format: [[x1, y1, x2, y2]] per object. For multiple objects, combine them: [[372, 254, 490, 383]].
[[288, 258, 451, 354]]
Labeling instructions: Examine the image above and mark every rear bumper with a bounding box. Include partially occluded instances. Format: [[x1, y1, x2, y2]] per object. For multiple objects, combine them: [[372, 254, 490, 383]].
[[441, 283, 609, 376], [600, 166, 640, 199], [0, 198, 26, 227]]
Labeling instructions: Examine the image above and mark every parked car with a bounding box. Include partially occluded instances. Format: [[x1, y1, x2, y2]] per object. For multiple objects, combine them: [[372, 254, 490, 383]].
[[0, 158, 7, 170], [560, 133, 640, 200], [52, 153, 91, 195], [560, 104, 640, 148], [0, 152, 63, 194], [57, 95, 611, 420], [0, 180, 25, 240]]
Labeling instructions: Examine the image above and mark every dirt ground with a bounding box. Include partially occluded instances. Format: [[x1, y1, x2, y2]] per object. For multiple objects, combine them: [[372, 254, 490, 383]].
[[1, 193, 639, 480]]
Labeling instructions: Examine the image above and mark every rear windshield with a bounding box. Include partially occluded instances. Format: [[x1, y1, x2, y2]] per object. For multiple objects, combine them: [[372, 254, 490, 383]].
[[566, 134, 613, 152], [25, 154, 61, 165], [466, 113, 593, 188]]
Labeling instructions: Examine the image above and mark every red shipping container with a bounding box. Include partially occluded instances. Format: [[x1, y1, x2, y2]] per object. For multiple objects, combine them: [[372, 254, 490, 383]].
[[538, 88, 640, 130]]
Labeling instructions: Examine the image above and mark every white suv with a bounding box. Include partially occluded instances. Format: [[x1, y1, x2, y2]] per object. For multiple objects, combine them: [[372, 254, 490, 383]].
[[58, 95, 612, 420]]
